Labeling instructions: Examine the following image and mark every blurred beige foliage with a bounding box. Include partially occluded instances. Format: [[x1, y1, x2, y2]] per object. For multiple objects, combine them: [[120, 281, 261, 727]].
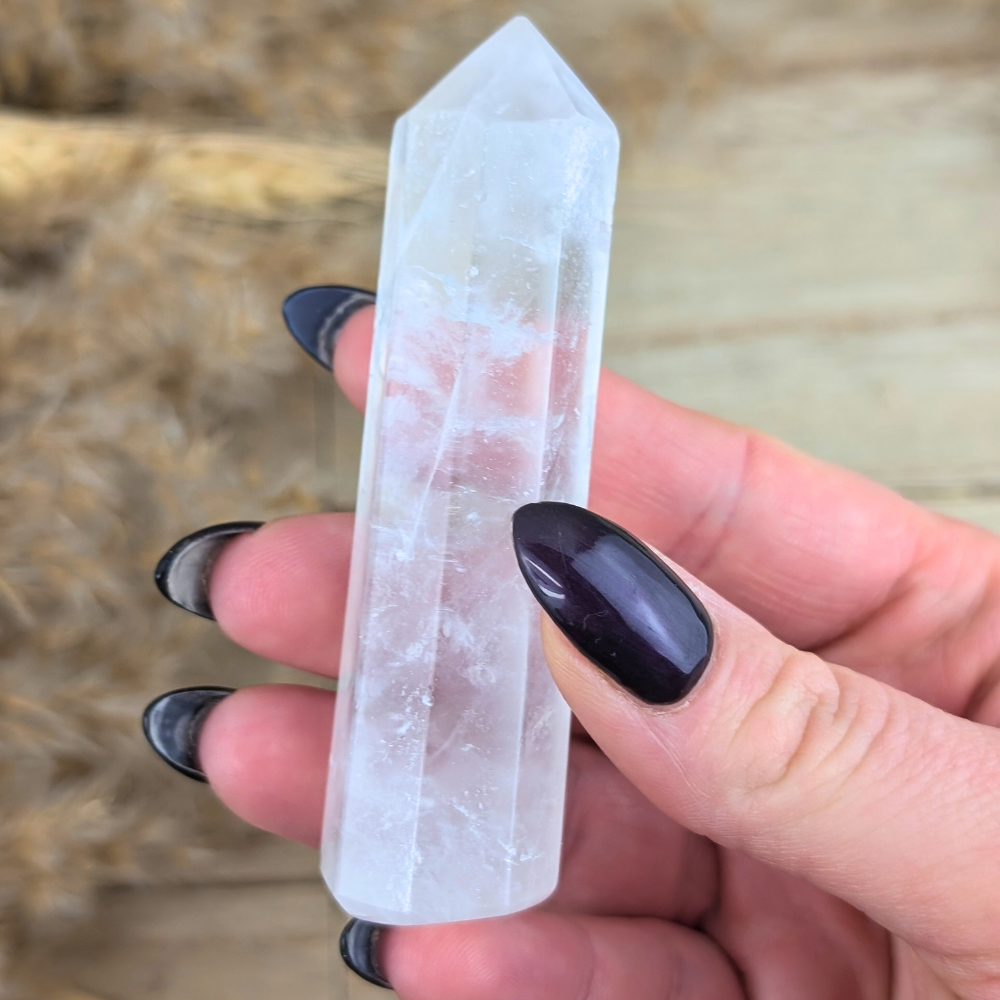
[[0, 0, 732, 133], [0, 0, 734, 981], [0, 0, 998, 992]]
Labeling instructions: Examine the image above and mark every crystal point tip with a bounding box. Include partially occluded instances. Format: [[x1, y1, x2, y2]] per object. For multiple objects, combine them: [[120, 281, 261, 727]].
[[409, 16, 617, 135]]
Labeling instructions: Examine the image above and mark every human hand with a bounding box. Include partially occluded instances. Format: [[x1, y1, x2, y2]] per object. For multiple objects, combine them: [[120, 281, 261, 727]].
[[147, 290, 1000, 999]]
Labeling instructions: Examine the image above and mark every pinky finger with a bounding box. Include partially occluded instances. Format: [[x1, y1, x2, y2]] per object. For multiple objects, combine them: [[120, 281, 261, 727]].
[[381, 911, 744, 1000]]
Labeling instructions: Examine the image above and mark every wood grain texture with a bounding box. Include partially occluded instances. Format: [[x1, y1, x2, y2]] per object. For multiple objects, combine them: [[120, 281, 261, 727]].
[[16, 2, 1000, 997], [605, 64, 1000, 528], [19, 881, 387, 1000]]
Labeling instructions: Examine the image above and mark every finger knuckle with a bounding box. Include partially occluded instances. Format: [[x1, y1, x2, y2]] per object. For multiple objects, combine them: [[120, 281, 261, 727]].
[[725, 648, 893, 820]]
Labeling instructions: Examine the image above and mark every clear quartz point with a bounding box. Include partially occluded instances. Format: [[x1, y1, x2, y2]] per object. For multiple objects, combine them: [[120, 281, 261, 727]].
[[321, 16, 619, 925]]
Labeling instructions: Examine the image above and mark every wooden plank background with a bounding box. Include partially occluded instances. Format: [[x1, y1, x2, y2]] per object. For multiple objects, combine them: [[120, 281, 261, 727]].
[[15, 0, 1000, 995]]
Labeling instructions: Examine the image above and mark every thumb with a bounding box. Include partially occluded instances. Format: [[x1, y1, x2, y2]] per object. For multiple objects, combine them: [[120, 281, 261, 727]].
[[512, 502, 1000, 977]]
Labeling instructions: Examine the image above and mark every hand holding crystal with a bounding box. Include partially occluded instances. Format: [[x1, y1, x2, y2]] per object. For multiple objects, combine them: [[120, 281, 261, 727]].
[[195, 305, 1000, 999]]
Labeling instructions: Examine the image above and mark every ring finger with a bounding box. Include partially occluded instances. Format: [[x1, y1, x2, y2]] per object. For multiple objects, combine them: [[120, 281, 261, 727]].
[[198, 683, 718, 924]]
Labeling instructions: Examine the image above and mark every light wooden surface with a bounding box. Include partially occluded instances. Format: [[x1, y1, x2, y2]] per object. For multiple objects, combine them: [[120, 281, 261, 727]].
[[26, 1, 1000, 996], [19, 877, 386, 1000], [606, 67, 1000, 520]]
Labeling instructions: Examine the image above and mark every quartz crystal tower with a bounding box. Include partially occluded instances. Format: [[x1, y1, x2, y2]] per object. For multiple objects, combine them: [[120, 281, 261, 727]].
[[321, 16, 619, 925]]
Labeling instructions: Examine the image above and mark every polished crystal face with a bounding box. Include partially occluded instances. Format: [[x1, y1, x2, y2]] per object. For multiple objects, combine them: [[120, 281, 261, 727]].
[[321, 16, 619, 925]]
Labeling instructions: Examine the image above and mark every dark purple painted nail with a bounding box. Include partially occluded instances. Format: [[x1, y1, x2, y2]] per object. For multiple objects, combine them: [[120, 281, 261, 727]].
[[154, 522, 262, 620], [340, 919, 391, 989], [282, 285, 375, 370], [512, 502, 713, 705], [142, 687, 234, 782]]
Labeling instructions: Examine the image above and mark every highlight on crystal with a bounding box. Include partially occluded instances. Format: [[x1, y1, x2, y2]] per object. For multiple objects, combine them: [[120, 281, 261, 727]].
[[320, 17, 620, 926]]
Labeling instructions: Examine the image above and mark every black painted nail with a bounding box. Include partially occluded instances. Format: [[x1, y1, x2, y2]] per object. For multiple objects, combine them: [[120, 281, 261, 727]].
[[282, 285, 376, 370], [512, 502, 714, 705], [142, 686, 234, 782], [154, 522, 262, 620], [340, 919, 391, 989]]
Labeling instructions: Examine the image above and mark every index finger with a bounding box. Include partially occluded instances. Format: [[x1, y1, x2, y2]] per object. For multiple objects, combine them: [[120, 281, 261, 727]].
[[334, 305, 943, 652]]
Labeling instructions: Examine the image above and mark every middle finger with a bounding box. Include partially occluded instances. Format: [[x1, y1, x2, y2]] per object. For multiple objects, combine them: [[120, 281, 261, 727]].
[[209, 512, 353, 676], [199, 683, 718, 923]]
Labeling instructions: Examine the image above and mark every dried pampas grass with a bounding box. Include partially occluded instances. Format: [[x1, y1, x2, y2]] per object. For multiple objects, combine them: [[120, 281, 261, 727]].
[[0, 129, 381, 979], [0, 0, 778, 989], [0, 0, 733, 139]]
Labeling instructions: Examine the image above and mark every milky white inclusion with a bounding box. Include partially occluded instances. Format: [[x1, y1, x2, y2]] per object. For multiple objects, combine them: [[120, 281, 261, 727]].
[[321, 16, 619, 925]]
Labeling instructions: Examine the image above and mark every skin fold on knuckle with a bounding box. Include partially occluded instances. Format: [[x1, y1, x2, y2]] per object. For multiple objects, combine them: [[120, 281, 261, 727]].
[[721, 646, 895, 828]]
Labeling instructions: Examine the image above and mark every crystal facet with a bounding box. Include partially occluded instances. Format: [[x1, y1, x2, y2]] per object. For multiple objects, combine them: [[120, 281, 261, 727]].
[[321, 16, 619, 926]]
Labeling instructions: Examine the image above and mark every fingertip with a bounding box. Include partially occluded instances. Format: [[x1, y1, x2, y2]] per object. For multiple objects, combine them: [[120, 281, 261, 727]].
[[198, 684, 334, 846], [208, 513, 353, 675], [380, 922, 503, 1000], [204, 527, 257, 628], [333, 303, 374, 411], [381, 915, 589, 1000], [538, 614, 632, 729]]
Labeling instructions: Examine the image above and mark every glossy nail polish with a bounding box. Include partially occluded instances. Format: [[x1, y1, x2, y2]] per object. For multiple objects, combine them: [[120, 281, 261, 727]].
[[282, 285, 375, 369], [340, 919, 391, 989], [154, 522, 262, 620], [142, 687, 234, 781], [512, 502, 713, 705]]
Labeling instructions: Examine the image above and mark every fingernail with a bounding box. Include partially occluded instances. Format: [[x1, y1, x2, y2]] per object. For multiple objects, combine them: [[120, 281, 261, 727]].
[[154, 522, 262, 620], [340, 919, 391, 989], [282, 285, 375, 370], [512, 502, 714, 705], [142, 686, 234, 782]]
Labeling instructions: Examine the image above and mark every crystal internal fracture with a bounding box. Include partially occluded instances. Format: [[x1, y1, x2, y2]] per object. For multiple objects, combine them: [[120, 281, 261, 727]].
[[321, 16, 619, 926]]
